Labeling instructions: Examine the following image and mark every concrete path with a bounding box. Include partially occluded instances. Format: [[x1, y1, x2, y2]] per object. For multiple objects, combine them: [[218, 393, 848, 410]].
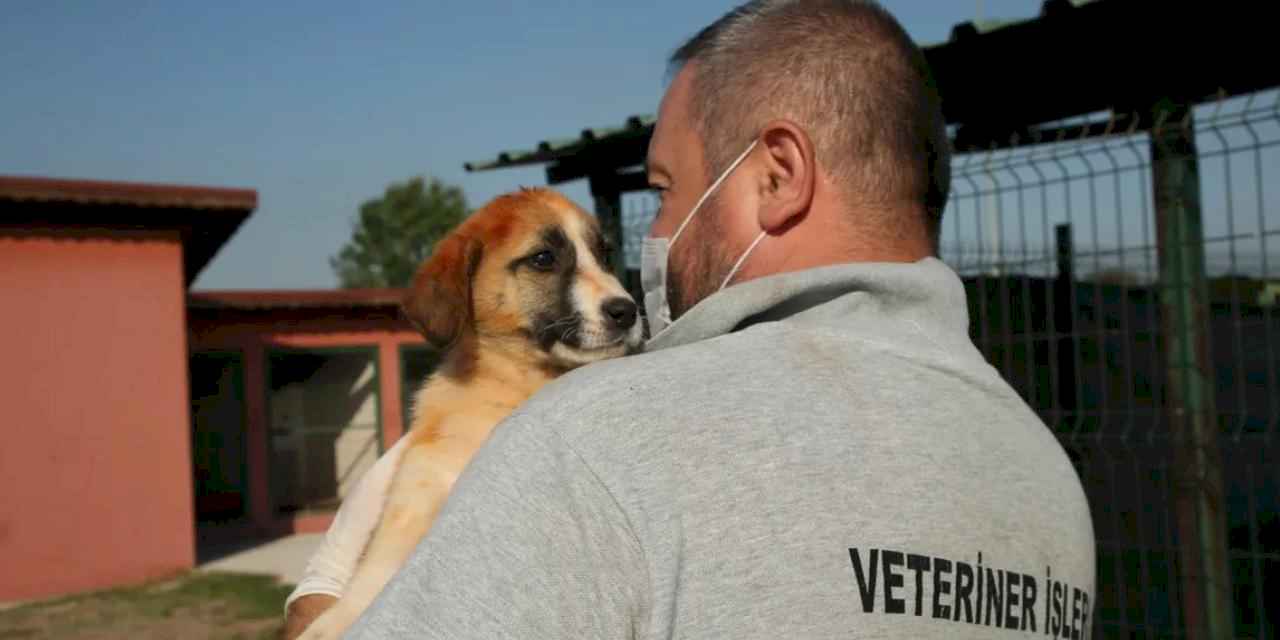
[[198, 533, 324, 585]]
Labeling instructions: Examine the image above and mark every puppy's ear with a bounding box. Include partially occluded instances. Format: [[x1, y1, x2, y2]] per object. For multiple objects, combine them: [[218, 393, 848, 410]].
[[402, 233, 483, 350]]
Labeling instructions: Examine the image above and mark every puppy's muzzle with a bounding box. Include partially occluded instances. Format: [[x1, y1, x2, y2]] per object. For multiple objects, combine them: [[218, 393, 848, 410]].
[[601, 297, 638, 332]]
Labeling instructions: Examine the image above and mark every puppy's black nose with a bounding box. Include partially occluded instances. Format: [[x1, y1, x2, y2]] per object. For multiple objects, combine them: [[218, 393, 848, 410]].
[[602, 297, 638, 330]]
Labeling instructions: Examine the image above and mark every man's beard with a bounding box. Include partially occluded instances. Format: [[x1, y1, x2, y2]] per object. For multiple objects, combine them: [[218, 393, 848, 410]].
[[666, 196, 735, 321]]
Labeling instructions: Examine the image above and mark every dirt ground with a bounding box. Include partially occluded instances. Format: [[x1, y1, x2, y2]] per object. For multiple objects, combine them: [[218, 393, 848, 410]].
[[0, 572, 292, 640]]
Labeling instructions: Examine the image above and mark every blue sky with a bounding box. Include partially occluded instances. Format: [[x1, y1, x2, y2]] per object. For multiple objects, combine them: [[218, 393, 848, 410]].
[[2, 1, 1085, 289]]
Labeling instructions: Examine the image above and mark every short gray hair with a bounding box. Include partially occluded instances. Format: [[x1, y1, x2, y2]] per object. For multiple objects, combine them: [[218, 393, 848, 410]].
[[669, 0, 950, 249]]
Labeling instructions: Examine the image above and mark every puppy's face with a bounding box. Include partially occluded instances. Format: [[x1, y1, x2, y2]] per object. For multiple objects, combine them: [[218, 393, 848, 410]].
[[404, 188, 643, 371]]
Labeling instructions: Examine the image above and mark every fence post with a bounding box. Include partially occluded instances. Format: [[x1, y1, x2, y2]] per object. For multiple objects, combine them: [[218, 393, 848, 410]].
[[588, 172, 627, 281], [1149, 99, 1233, 640], [1054, 223, 1078, 415]]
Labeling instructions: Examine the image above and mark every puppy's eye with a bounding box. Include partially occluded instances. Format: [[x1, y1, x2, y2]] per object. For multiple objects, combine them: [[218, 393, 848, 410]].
[[528, 250, 556, 270]]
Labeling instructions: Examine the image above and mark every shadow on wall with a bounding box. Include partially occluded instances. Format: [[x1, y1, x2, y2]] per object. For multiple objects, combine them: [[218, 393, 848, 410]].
[[267, 350, 381, 515]]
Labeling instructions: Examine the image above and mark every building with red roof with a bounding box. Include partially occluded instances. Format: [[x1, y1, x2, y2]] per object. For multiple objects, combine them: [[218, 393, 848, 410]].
[[0, 175, 428, 601]]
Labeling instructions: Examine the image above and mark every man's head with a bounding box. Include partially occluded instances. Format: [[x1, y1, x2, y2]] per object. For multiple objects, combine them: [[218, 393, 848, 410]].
[[645, 0, 949, 321]]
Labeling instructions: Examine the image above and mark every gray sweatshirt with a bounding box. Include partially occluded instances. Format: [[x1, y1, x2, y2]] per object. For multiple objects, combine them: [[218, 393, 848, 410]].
[[347, 257, 1097, 639]]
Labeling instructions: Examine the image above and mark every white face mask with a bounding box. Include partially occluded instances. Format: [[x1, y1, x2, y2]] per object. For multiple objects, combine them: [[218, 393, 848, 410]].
[[640, 139, 765, 337]]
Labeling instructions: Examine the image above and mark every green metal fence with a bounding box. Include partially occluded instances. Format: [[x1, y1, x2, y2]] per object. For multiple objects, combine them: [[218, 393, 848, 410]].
[[620, 90, 1279, 639]]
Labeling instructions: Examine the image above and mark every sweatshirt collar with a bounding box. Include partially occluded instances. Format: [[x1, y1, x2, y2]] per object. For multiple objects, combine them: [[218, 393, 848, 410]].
[[643, 257, 971, 353]]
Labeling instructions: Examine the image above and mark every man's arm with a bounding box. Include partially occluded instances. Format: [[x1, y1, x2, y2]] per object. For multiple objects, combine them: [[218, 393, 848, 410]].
[[281, 594, 337, 640], [344, 416, 649, 639], [280, 436, 410, 639]]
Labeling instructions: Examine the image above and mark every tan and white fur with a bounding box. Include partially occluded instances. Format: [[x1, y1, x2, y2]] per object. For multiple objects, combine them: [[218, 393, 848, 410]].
[[296, 188, 643, 639]]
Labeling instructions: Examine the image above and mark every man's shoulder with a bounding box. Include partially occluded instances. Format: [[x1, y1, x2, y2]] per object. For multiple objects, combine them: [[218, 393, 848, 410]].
[[521, 340, 719, 417], [500, 336, 746, 450]]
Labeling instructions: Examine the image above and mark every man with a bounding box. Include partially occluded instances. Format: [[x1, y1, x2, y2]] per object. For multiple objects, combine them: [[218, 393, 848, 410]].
[[286, 1, 1097, 637]]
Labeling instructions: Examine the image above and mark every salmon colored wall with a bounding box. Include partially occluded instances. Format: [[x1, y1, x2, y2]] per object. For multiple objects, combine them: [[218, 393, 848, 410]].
[[377, 341, 405, 445], [0, 228, 194, 601]]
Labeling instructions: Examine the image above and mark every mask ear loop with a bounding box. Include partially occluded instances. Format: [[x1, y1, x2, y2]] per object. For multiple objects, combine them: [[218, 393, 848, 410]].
[[669, 139, 759, 247], [719, 230, 768, 291]]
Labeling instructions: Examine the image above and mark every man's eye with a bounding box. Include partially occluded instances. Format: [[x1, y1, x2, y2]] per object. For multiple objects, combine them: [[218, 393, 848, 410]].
[[529, 250, 556, 270]]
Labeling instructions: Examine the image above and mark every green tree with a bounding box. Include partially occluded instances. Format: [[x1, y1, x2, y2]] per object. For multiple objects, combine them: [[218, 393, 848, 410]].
[[330, 176, 469, 288]]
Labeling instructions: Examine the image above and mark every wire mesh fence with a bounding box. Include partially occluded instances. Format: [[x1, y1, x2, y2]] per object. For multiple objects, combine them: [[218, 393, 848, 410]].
[[618, 89, 1279, 639]]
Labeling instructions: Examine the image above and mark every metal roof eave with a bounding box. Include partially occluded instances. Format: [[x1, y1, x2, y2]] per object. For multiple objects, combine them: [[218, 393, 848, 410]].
[[463, 115, 655, 173], [460, 0, 1280, 187]]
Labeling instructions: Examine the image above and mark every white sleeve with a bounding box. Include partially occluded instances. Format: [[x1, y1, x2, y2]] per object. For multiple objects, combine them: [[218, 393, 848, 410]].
[[283, 434, 411, 614]]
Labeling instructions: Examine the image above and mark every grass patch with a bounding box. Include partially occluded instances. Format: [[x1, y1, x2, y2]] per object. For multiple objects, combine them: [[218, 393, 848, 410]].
[[0, 571, 293, 640]]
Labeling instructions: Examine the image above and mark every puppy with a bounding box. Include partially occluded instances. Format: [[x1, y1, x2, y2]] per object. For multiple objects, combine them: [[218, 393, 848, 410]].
[[297, 187, 644, 638]]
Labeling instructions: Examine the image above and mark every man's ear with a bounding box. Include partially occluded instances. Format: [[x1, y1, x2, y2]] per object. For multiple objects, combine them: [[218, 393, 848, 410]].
[[757, 119, 815, 233], [402, 232, 483, 350]]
